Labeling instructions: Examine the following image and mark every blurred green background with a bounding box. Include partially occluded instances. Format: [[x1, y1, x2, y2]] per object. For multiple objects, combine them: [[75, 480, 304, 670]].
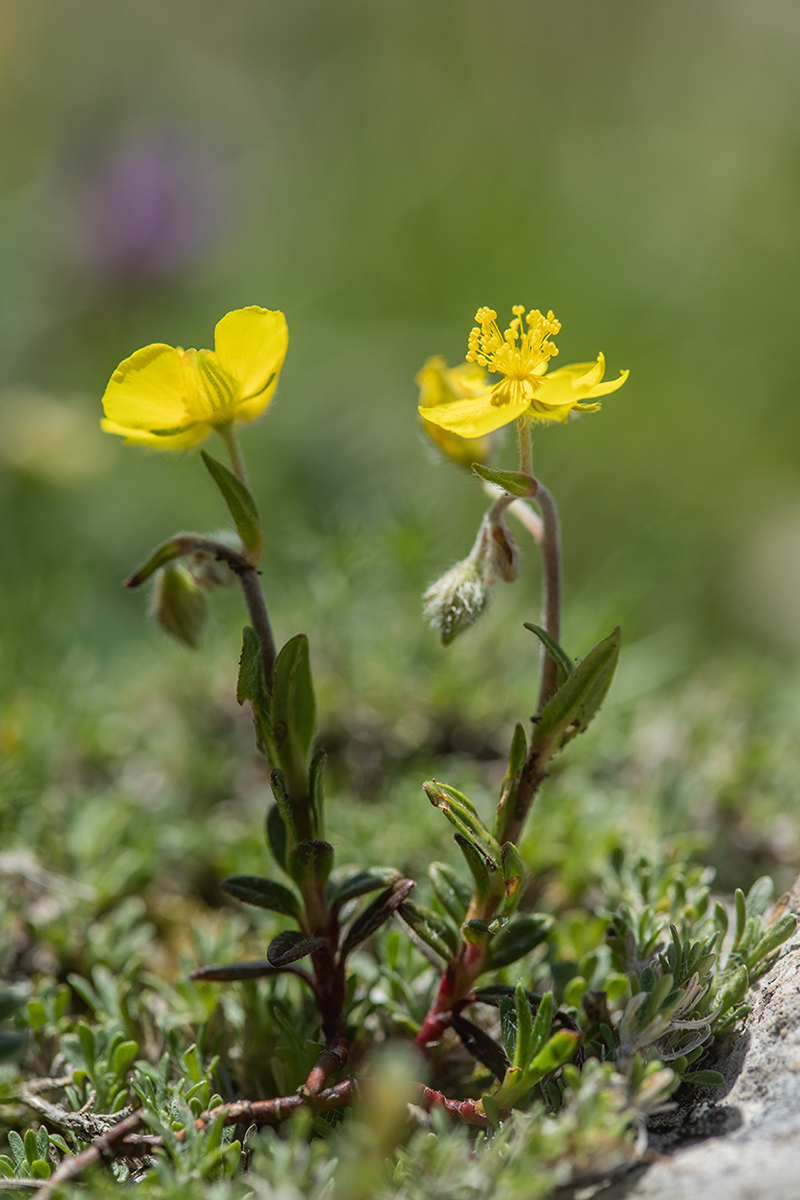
[[2, 0, 800, 915]]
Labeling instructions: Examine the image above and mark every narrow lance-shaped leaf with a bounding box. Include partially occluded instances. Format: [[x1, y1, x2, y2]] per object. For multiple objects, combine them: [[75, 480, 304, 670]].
[[287, 840, 334, 892], [238, 626, 274, 759], [471, 463, 537, 497], [308, 748, 327, 839], [425, 781, 502, 868], [523, 624, 574, 688], [267, 930, 327, 968], [271, 635, 317, 785], [533, 627, 620, 750], [454, 833, 493, 904], [429, 862, 473, 925], [221, 876, 301, 919], [201, 450, 263, 562], [341, 879, 416, 957], [494, 723, 527, 839], [484, 914, 553, 972], [512, 982, 536, 1070], [501, 843, 525, 916], [327, 867, 404, 911], [265, 803, 288, 870], [398, 901, 460, 963]]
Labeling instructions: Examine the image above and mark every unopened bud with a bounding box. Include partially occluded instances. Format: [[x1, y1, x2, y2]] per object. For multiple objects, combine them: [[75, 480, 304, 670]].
[[485, 515, 519, 583], [186, 530, 243, 589], [423, 556, 489, 645], [149, 563, 208, 647]]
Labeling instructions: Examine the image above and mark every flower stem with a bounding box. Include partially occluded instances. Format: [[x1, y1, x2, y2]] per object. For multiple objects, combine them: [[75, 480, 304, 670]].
[[217, 421, 251, 488], [533, 482, 562, 713]]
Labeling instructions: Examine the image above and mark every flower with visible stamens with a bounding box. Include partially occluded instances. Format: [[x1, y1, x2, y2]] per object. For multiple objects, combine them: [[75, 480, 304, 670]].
[[419, 305, 628, 439], [101, 306, 288, 449]]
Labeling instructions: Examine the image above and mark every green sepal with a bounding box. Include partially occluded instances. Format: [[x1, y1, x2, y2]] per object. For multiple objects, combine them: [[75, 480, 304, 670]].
[[501, 843, 525, 915], [238, 626, 273, 757], [327, 867, 404, 911], [272, 635, 317, 794], [533, 627, 620, 751], [267, 930, 327, 967], [471, 463, 536, 497], [265, 804, 288, 870], [341, 879, 415, 957], [494, 723, 526, 839], [221, 875, 302, 919], [287, 840, 334, 891], [201, 450, 263, 562], [398, 901, 460, 963], [424, 781, 501, 869], [484, 914, 552, 972], [523, 624, 574, 687], [429, 862, 473, 924]]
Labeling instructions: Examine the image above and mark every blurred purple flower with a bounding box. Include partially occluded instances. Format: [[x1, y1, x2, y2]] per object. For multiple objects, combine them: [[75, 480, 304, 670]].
[[61, 133, 232, 287]]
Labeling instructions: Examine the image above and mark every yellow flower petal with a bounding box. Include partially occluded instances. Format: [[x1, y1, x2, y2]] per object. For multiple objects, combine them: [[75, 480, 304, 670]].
[[537, 355, 629, 406], [100, 418, 211, 450], [101, 344, 192, 432], [419, 391, 531, 439], [213, 306, 288, 421]]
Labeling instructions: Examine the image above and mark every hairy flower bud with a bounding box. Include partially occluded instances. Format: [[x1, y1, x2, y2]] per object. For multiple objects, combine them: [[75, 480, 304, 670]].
[[423, 556, 489, 645], [149, 563, 208, 647], [186, 530, 243, 589]]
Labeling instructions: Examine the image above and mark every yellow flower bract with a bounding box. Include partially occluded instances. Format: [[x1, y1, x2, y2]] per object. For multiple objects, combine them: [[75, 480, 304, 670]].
[[101, 306, 288, 449], [418, 306, 628, 439]]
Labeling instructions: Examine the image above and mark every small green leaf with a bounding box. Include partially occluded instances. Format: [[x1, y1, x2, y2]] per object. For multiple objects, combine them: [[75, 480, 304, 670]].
[[529, 989, 554, 1060], [77, 1023, 95, 1072], [341, 879, 415, 956], [272, 635, 317, 786], [201, 450, 263, 561], [484, 914, 552, 972], [429, 862, 473, 924], [454, 833, 492, 903], [533, 627, 620, 750], [683, 1069, 725, 1087], [265, 803, 288, 869], [747, 912, 797, 970], [112, 1040, 139, 1079], [471, 463, 536, 497], [398, 901, 460, 962], [501, 843, 525, 915], [23, 1131, 37, 1167], [238, 626, 273, 756], [745, 876, 774, 918], [494, 723, 527, 839], [269, 769, 298, 843], [481, 1093, 501, 1128], [8, 1132, 26, 1175], [221, 876, 301, 919], [328, 867, 403, 910], [308, 749, 327, 839], [523, 624, 574, 687], [512, 982, 535, 1070], [287, 840, 334, 891], [267, 930, 327, 967], [733, 888, 747, 948], [425, 781, 501, 868], [525, 1030, 579, 1081], [30, 1159, 51, 1180]]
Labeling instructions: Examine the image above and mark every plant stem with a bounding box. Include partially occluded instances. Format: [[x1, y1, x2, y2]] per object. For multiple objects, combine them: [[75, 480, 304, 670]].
[[217, 421, 251, 488], [516, 415, 533, 476], [533, 481, 562, 713], [215, 423, 277, 686], [240, 566, 277, 687]]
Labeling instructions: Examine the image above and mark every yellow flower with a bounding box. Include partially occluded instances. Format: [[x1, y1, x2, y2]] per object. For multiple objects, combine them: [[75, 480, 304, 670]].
[[101, 306, 288, 449], [416, 356, 493, 468], [418, 306, 628, 440]]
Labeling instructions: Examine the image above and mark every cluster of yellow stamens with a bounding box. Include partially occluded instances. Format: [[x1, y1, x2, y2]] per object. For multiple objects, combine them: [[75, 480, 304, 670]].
[[466, 306, 561, 408]]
